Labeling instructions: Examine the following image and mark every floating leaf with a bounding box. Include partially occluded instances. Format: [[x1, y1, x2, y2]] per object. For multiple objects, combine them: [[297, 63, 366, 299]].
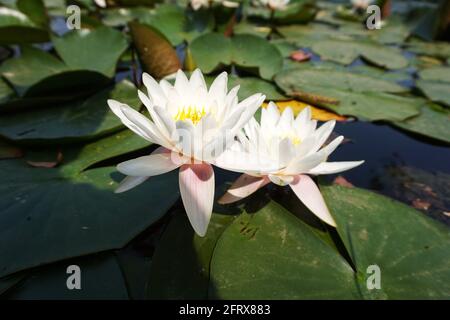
[[6, 253, 129, 299], [191, 33, 283, 80], [274, 67, 419, 121], [416, 67, 450, 107], [148, 211, 235, 299], [129, 21, 181, 80], [0, 6, 49, 44], [209, 201, 359, 299], [392, 104, 450, 144], [52, 26, 128, 77], [0, 142, 179, 277], [0, 80, 139, 143], [321, 184, 450, 299]]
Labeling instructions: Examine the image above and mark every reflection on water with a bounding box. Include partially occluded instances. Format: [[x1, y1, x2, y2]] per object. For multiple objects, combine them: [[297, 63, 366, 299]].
[[329, 121, 450, 225]]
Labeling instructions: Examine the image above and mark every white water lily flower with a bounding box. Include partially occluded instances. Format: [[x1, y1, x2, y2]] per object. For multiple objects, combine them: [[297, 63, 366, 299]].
[[217, 102, 364, 227], [108, 69, 265, 236], [256, 0, 290, 10]]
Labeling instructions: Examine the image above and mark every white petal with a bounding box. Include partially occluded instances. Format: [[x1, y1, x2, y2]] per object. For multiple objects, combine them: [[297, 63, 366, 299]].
[[214, 149, 280, 174], [284, 149, 328, 175], [268, 174, 294, 186], [309, 120, 336, 154], [179, 163, 215, 237], [208, 71, 228, 100], [117, 149, 183, 177], [142, 72, 166, 107], [218, 174, 270, 204], [115, 176, 149, 193], [174, 69, 190, 97], [289, 174, 336, 227], [108, 99, 166, 146], [307, 161, 365, 175]]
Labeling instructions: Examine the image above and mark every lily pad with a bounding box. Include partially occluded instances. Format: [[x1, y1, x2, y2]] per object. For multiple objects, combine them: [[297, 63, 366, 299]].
[[5, 253, 129, 299], [209, 201, 359, 299], [321, 184, 450, 299], [148, 211, 235, 299], [312, 39, 409, 69], [0, 80, 139, 143], [274, 67, 420, 121], [52, 26, 128, 77], [415, 66, 450, 107], [0, 139, 179, 277], [392, 104, 450, 144], [191, 33, 283, 80]]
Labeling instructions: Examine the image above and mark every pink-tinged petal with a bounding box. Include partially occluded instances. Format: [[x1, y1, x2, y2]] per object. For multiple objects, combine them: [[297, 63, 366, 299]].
[[179, 163, 215, 237], [218, 174, 270, 204], [115, 176, 149, 193], [307, 161, 365, 175], [289, 174, 337, 227], [117, 147, 184, 177]]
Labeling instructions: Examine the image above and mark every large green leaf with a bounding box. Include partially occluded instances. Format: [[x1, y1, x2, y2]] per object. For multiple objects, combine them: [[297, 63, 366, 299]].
[[312, 39, 409, 70], [274, 67, 420, 121], [148, 211, 235, 299], [5, 253, 129, 299], [321, 184, 450, 299], [191, 33, 283, 80], [416, 66, 450, 107], [209, 201, 359, 299], [392, 104, 450, 144], [0, 46, 68, 95], [0, 80, 139, 143], [0, 6, 49, 44], [0, 148, 179, 277], [406, 39, 450, 60], [275, 67, 408, 94], [0, 46, 109, 101], [52, 26, 128, 77]]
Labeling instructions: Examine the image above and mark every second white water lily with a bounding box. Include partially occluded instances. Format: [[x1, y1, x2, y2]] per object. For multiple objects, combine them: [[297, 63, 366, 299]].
[[217, 102, 364, 226], [108, 69, 265, 236]]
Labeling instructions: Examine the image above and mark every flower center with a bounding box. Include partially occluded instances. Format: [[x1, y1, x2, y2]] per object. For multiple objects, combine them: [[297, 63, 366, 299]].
[[174, 106, 206, 125]]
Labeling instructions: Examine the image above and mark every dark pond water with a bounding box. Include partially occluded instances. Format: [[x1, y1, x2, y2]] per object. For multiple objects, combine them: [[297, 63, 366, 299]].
[[330, 120, 450, 225]]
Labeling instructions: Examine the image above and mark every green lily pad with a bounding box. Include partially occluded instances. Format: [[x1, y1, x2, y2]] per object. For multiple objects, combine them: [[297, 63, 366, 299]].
[[191, 33, 283, 80], [415, 66, 450, 107], [406, 39, 450, 60], [0, 6, 49, 44], [321, 184, 450, 299], [209, 200, 359, 299], [392, 104, 450, 144], [52, 26, 128, 77], [274, 67, 419, 121], [148, 211, 235, 299], [5, 253, 129, 299], [0, 78, 14, 104], [0, 46, 68, 95], [0, 80, 139, 143], [275, 67, 408, 94], [139, 4, 214, 46], [0, 138, 179, 277], [312, 39, 409, 69], [0, 46, 110, 101], [416, 80, 450, 107]]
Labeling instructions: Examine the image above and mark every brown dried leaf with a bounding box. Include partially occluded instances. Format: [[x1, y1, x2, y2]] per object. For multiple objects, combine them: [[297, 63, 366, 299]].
[[129, 22, 181, 80]]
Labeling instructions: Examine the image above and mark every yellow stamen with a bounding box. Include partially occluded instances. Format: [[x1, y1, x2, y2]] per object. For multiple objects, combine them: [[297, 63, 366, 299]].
[[174, 106, 206, 125]]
